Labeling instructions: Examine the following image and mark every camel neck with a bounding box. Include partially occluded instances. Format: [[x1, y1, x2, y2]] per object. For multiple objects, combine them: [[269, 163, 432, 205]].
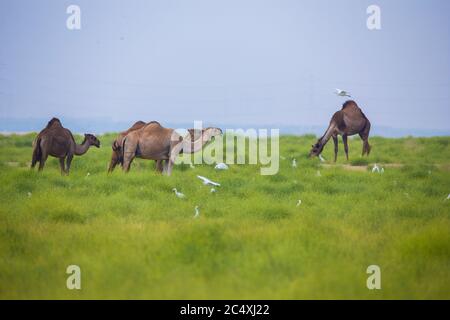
[[74, 140, 91, 155], [184, 130, 213, 153]]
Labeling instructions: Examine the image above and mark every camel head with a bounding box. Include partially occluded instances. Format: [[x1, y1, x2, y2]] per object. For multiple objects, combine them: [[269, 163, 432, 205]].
[[309, 140, 324, 158], [83, 134, 101, 148]]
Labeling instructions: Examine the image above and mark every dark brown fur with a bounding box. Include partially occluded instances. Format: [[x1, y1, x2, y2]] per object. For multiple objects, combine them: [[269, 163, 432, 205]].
[[309, 100, 371, 161]]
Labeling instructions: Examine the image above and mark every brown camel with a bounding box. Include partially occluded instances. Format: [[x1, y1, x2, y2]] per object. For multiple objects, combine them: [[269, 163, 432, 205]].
[[122, 122, 222, 175], [108, 121, 163, 173], [31, 118, 100, 174], [309, 100, 371, 161]]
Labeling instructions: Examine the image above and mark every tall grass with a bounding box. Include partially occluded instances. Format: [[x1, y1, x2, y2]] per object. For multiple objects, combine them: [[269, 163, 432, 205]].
[[0, 133, 449, 299]]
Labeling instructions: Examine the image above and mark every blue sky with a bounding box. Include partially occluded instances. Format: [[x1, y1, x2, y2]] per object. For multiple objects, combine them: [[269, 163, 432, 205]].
[[0, 0, 449, 131]]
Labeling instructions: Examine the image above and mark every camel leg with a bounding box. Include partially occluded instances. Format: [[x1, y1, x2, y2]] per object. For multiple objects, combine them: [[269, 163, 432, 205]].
[[38, 152, 48, 171], [166, 142, 183, 176], [342, 134, 349, 161], [332, 136, 338, 162], [155, 160, 164, 173], [66, 154, 73, 174], [359, 133, 371, 156], [59, 157, 66, 175], [108, 155, 118, 173]]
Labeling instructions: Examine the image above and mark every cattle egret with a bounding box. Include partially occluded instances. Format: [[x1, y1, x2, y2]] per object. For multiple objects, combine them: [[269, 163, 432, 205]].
[[86, 172, 90, 177], [318, 154, 326, 162], [197, 175, 220, 187], [194, 206, 200, 218], [296, 200, 302, 207], [335, 88, 351, 97], [172, 188, 186, 199], [215, 162, 229, 170], [372, 164, 380, 173], [292, 158, 297, 168]]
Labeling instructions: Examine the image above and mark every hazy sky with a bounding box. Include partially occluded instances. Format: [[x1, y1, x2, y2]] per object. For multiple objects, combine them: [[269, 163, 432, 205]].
[[0, 0, 449, 130]]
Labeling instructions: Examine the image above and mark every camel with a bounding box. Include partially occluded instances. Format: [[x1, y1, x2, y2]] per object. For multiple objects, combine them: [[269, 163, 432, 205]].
[[121, 122, 222, 175], [309, 100, 371, 161], [108, 121, 163, 172], [31, 118, 100, 174]]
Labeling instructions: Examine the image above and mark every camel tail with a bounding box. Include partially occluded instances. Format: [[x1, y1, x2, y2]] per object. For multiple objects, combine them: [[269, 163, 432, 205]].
[[31, 137, 42, 167]]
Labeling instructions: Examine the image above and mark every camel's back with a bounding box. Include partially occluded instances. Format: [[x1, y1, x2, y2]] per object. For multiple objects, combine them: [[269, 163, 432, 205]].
[[341, 101, 368, 134], [341, 100, 366, 119]]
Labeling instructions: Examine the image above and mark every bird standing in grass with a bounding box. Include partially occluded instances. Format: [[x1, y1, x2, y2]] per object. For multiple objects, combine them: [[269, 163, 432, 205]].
[[194, 206, 200, 218], [197, 175, 221, 186], [296, 200, 302, 207], [292, 158, 297, 168], [172, 188, 186, 199]]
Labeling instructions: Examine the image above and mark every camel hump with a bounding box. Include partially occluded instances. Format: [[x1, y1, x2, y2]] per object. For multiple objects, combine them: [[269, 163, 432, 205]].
[[341, 100, 358, 110], [46, 117, 62, 129]]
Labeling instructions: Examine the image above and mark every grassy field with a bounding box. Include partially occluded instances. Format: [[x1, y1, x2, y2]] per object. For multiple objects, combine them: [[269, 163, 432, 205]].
[[0, 133, 449, 299]]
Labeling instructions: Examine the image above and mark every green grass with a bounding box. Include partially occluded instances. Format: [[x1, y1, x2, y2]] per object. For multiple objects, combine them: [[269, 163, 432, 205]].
[[0, 133, 449, 299]]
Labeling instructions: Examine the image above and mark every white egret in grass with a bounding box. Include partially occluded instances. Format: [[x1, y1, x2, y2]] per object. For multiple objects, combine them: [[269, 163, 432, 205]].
[[372, 164, 380, 173], [172, 188, 186, 199], [194, 205, 200, 218], [318, 154, 326, 162], [335, 88, 351, 97], [197, 175, 220, 187], [215, 162, 229, 170], [296, 200, 302, 207], [86, 172, 90, 177], [292, 158, 297, 168]]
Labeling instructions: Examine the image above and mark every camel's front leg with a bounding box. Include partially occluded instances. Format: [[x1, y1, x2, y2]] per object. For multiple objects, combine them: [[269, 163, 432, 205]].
[[59, 157, 66, 175], [166, 143, 183, 176], [342, 135, 349, 161], [332, 136, 338, 162]]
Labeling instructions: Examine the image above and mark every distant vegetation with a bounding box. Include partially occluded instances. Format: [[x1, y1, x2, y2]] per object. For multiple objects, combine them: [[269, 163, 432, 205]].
[[0, 133, 449, 299]]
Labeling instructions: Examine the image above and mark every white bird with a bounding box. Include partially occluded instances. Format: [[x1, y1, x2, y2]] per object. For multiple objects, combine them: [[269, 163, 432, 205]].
[[292, 158, 297, 168], [372, 164, 380, 173], [27, 192, 32, 198], [197, 175, 220, 187], [215, 162, 229, 170], [446, 194, 450, 201], [318, 154, 326, 162], [335, 88, 351, 97], [172, 188, 186, 199], [86, 172, 91, 177], [210, 188, 216, 193], [296, 200, 302, 207], [194, 205, 200, 218]]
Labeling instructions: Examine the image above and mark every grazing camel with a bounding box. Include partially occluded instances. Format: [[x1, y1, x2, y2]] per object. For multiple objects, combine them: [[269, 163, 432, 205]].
[[31, 118, 100, 174], [108, 121, 163, 173], [309, 100, 371, 161], [122, 122, 222, 175]]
